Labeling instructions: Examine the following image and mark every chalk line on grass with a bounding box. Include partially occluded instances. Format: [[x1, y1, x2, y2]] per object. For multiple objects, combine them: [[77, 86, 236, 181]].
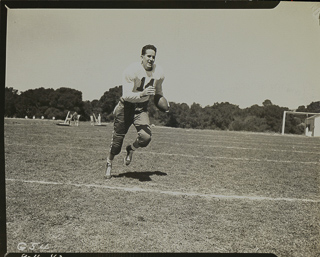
[[6, 178, 320, 203], [142, 151, 320, 165], [155, 141, 320, 155], [155, 131, 320, 147], [5, 143, 320, 164]]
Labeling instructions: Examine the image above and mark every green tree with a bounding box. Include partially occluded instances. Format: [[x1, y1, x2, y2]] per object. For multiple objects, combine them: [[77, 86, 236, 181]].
[[296, 105, 307, 112], [306, 101, 320, 113], [263, 104, 287, 132], [54, 87, 83, 113], [5, 87, 18, 117], [5, 85, 318, 134], [99, 86, 122, 121], [165, 102, 190, 128], [262, 99, 273, 107], [44, 107, 64, 119], [82, 100, 94, 121], [10, 87, 83, 119], [188, 103, 203, 129], [208, 102, 240, 130]]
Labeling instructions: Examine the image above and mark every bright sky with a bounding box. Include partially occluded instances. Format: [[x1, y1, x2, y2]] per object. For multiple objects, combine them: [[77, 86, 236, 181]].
[[5, 2, 320, 109]]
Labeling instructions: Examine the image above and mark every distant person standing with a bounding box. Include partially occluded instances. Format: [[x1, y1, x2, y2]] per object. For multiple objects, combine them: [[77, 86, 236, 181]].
[[105, 44, 168, 179], [72, 112, 80, 126]]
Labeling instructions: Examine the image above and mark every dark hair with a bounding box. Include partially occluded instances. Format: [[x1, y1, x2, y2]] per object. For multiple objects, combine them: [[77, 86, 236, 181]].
[[141, 44, 157, 55]]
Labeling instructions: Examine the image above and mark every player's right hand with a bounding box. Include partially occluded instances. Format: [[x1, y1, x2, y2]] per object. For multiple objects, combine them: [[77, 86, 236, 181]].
[[140, 86, 155, 97]]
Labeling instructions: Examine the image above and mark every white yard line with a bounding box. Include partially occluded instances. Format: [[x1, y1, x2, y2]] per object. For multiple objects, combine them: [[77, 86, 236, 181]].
[[155, 131, 320, 147], [4, 144, 320, 164], [143, 151, 320, 165], [155, 142, 320, 154], [5, 129, 320, 148], [6, 178, 320, 203], [6, 143, 320, 159]]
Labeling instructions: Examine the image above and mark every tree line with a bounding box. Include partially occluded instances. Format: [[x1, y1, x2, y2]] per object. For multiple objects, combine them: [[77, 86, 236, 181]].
[[4, 86, 320, 135]]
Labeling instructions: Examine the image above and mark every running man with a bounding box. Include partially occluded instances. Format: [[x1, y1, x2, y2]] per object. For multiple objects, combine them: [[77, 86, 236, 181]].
[[105, 44, 167, 179]]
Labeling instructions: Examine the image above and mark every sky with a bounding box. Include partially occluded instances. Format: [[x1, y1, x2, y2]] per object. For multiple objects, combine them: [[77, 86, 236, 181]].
[[5, 2, 320, 109]]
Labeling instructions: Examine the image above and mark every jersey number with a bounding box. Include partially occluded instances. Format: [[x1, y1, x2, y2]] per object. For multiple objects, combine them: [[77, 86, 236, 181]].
[[137, 78, 154, 92]]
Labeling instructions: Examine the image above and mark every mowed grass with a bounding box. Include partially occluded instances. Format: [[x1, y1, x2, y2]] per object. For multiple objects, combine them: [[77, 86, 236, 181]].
[[4, 118, 320, 256]]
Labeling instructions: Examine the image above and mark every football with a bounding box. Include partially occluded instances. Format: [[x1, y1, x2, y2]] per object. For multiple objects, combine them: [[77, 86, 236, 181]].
[[154, 94, 169, 112]]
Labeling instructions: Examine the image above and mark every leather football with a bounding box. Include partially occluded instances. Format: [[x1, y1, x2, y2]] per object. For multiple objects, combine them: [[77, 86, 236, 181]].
[[154, 94, 169, 112]]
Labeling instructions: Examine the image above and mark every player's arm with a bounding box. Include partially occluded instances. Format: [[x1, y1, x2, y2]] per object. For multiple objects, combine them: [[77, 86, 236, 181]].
[[154, 78, 164, 97], [121, 69, 155, 101], [154, 65, 165, 97], [154, 77, 170, 112], [122, 81, 155, 100]]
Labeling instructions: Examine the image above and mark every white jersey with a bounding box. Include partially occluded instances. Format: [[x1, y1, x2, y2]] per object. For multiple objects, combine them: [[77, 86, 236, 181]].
[[122, 62, 165, 103]]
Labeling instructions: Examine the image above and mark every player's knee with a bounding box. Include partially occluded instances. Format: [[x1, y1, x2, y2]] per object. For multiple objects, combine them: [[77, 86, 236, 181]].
[[110, 146, 122, 156], [138, 130, 152, 147], [110, 132, 125, 155]]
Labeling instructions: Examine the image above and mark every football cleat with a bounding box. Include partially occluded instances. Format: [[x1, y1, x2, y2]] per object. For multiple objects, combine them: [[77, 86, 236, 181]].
[[124, 145, 134, 166], [105, 161, 112, 179]]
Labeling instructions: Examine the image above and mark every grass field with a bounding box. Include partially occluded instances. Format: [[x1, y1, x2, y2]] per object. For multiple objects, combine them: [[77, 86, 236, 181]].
[[4, 118, 320, 256]]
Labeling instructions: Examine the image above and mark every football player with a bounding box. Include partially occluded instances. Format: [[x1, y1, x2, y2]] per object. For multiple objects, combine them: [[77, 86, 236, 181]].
[[105, 44, 168, 179]]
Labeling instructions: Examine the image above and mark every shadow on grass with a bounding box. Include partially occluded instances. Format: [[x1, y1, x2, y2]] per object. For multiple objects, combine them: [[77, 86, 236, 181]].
[[113, 171, 167, 182]]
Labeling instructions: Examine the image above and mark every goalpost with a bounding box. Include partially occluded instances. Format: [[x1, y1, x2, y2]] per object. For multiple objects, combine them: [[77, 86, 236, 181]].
[[281, 111, 320, 135]]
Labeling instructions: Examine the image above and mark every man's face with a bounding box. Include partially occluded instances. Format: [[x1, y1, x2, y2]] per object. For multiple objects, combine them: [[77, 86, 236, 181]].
[[141, 49, 156, 71]]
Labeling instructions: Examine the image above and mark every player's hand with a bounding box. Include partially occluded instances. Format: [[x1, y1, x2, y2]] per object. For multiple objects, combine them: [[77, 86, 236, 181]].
[[140, 86, 155, 97]]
